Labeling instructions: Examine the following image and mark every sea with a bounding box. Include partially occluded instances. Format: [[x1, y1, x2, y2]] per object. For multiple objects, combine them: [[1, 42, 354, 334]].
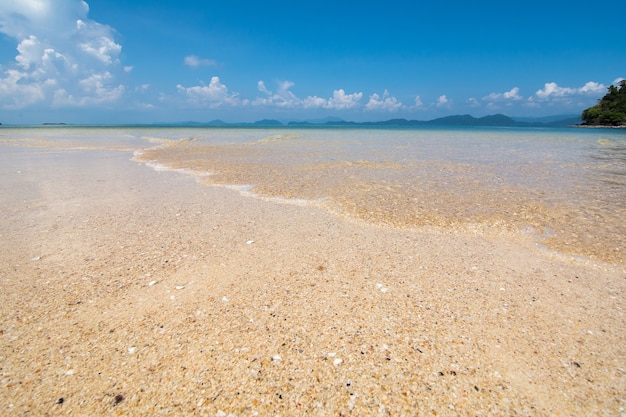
[[1, 125, 625, 266]]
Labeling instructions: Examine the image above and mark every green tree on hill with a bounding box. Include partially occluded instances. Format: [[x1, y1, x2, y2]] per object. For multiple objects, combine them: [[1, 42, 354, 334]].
[[581, 80, 626, 126]]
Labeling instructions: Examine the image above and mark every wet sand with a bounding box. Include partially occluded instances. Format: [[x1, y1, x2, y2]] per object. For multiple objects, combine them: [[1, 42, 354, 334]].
[[1, 145, 624, 416]]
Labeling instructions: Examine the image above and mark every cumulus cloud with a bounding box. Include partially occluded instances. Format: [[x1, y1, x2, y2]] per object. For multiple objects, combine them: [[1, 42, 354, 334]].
[[436, 95, 451, 108], [54, 73, 125, 106], [0, 0, 126, 109], [255, 82, 363, 110], [578, 81, 605, 94], [413, 96, 424, 108], [253, 79, 300, 107], [78, 26, 121, 65], [303, 89, 363, 110], [466, 97, 480, 107], [327, 89, 363, 109], [0, 0, 89, 39], [302, 95, 328, 108], [176, 76, 239, 108], [533, 81, 605, 101], [365, 90, 403, 111], [483, 87, 523, 102], [0, 68, 46, 108], [535, 82, 575, 99], [184, 54, 216, 68], [257, 80, 272, 95]]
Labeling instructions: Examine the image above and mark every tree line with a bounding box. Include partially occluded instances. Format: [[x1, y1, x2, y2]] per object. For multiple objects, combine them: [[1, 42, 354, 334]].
[[581, 80, 626, 126]]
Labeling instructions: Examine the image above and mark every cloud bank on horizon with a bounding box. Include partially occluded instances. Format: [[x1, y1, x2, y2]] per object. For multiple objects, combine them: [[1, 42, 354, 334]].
[[0, 0, 623, 123]]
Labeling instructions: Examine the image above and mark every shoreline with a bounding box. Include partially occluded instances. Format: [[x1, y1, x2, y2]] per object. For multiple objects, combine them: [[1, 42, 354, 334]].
[[1, 145, 624, 415], [573, 124, 626, 129]]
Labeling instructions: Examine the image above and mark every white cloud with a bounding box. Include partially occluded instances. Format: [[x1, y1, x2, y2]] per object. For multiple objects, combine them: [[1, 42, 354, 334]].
[[613, 77, 625, 85], [279, 80, 295, 91], [466, 97, 480, 107], [578, 81, 605, 94], [257, 80, 271, 95], [255, 82, 363, 110], [535, 82, 575, 99], [177, 76, 239, 108], [304, 89, 363, 110], [365, 90, 403, 111], [54, 72, 124, 106], [79, 72, 124, 99], [524, 80, 611, 109], [436, 95, 451, 108], [15, 35, 42, 69], [413, 96, 424, 108], [78, 25, 121, 65], [253, 79, 300, 107], [184, 54, 217, 68], [0, 69, 46, 109], [533, 81, 606, 101], [327, 89, 363, 109], [0, 0, 89, 39], [483, 87, 523, 102], [302, 95, 328, 108], [0, 0, 126, 109], [504, 87, 522, 100]]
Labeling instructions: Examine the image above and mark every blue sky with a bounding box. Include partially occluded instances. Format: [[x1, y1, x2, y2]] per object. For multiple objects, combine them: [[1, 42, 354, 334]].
[[0, 0, 624, 124]]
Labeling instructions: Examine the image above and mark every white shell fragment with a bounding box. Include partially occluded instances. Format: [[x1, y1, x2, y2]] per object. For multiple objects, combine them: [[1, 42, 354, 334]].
[[148, 280, 158, 287], [377, 283, 389, 292], [246, 240, 255, 245], [128, 346, 137, 354]]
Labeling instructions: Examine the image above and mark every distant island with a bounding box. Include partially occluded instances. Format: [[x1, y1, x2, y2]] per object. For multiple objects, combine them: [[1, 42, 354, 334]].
[[288, 114, 581, 128], [581, 80, 626, 127], [175, 114, 581, 128], [0, 114, 586, 128]]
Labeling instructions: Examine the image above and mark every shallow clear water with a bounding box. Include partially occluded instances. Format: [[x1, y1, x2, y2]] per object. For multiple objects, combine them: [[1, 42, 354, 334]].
[[2, 126, 625, 265]]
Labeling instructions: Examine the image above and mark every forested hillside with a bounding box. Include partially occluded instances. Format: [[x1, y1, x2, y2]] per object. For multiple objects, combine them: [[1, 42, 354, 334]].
[[581, 80, 626, 126]]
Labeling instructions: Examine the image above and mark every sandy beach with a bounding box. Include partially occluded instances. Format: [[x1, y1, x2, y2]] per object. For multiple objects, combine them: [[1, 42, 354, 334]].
[[1, 144, 624, 416]]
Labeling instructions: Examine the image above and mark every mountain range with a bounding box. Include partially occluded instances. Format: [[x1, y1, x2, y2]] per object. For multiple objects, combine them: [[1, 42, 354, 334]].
[[177, 114, 581, 128], [8, 113, 580, 128]]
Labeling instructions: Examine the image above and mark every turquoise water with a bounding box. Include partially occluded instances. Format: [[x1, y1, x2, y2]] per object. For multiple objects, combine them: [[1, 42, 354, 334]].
[[2, 126, 625, 265]]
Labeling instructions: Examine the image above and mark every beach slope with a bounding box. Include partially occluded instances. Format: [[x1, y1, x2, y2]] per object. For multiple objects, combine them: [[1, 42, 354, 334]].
[[0, 146, 624, 416]]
